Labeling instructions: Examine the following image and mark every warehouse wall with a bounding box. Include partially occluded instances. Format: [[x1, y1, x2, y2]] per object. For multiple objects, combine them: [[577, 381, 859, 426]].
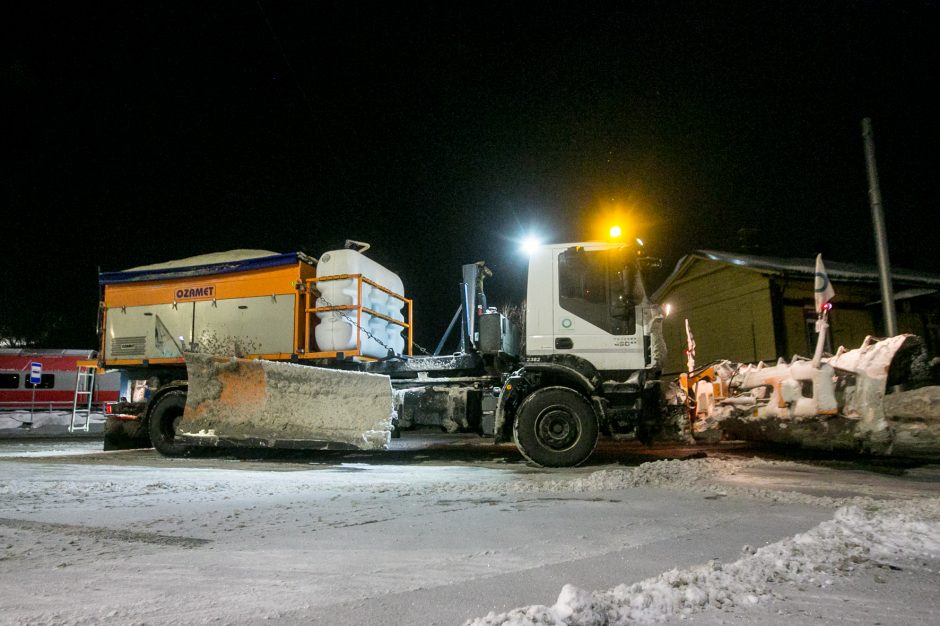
[[658, 261, 775, 376], [656, 256, 940, 377]]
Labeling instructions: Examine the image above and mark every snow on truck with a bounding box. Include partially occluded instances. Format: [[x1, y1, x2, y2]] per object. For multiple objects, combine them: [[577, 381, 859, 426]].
[[99, 240, 666, 466]]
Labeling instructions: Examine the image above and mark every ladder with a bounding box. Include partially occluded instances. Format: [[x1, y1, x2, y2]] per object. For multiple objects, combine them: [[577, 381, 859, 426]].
[[70, 363, 97, 433]]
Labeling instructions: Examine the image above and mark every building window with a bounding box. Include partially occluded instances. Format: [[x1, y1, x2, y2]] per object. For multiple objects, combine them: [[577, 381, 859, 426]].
[[0, 373, 19, 389], [24, 374, 55, 389]]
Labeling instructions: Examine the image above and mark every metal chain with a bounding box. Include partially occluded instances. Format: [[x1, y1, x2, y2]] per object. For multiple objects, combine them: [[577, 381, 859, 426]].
[[311, 285, 434, 358], [314, 290, 397, 356]]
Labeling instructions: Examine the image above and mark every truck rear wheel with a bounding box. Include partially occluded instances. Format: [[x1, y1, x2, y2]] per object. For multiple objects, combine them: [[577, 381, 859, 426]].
[[148, 390, 189, 457], [513, 386, 598, 467]]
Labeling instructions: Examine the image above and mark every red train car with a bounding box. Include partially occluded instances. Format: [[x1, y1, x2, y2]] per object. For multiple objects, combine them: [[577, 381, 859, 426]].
[[0, 349, 120, 414]]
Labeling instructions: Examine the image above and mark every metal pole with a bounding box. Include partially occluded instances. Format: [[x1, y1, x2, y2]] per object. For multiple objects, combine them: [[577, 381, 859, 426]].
[[434, 306, 463, 356], [861, 118, 898, 336], [461, 282, 473, 352], [811, 310, 829, 369]]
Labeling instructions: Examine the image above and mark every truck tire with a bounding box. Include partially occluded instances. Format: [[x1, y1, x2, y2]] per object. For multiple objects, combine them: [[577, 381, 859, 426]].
[[513, 386, 598, 467], [148, 390, 189, 457]]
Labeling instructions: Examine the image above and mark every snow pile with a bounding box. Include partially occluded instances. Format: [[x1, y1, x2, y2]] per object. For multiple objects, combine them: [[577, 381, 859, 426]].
[[389, 457, 870, 508], [530, 458, 730, 492], [467, 497, 940, 626], [505, 458, 881, 508], [124, 249, 279, 271], [378, 458, 725, 498], [0, 410, 104, 431]]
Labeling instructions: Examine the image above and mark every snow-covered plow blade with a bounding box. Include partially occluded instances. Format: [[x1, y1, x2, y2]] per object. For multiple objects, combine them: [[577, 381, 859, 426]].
[[686, 334, 940, 458], [178, 353, 394, 450]]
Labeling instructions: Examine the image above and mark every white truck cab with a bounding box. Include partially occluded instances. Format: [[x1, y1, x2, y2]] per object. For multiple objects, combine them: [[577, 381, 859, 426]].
[[495, 240, 664, 467], [525, 242, 652, 372]]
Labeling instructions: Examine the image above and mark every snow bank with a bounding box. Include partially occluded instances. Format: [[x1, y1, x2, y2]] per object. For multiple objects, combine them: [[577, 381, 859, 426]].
[[467, 497, 940, 626], [0, 410, 104, 431], [387, 457, 878, 509]]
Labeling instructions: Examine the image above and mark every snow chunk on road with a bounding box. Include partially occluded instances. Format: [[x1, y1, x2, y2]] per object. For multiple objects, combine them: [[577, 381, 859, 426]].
[[467, 497, 940, 626]]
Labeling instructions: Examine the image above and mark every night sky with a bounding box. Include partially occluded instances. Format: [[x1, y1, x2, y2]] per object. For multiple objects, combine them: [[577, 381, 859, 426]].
[[5, 1, 939, 350]]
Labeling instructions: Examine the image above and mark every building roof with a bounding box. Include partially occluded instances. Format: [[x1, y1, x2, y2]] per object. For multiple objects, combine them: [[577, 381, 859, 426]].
[[653, 250, 940, 301], [0, 349, 96, 357]]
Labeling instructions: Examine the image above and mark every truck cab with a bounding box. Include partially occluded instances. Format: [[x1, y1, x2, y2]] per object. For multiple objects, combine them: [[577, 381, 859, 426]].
[[495, 241, 664, 466], [526, 242, 651, 370]]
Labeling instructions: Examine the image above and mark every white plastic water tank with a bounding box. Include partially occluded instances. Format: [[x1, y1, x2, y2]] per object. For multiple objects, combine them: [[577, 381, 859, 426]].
[[314, 249, 406, 358]]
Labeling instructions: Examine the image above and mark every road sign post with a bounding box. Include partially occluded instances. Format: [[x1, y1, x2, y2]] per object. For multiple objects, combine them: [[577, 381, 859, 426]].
[[29, 362, 42, 385], [26, 362, 42, 429]]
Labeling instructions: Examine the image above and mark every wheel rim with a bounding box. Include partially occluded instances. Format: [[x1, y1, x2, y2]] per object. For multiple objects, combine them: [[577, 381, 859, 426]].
[[534, 405, 580, 450]]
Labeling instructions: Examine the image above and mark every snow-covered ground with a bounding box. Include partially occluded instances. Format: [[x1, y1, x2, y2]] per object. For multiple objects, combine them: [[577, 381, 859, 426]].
[[0, 409, 105, 434], [1, 440, 938, 625], [0, 440, 104, 458]]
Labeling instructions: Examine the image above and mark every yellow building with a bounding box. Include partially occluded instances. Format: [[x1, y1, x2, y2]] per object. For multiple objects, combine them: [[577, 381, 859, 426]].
[[652, 251, 940, 376]]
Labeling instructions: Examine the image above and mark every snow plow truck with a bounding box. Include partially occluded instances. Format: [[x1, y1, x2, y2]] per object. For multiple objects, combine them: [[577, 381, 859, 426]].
[[98, 241, 939, 465], [98, 240, 667, 467]]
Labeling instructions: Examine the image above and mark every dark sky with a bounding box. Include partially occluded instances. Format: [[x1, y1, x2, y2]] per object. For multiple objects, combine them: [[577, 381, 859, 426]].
[[4, 1, 939, 350]]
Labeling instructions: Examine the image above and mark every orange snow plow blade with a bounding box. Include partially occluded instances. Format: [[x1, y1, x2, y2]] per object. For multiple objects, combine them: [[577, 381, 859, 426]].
[[177, 353, 394, 450]]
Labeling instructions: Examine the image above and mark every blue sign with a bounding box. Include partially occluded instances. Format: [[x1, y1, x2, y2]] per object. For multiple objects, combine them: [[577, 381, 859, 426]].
[[29, 362, 42, 385]]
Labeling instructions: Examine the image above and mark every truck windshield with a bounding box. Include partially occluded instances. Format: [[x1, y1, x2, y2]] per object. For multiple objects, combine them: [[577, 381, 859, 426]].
[[557, 247, 636, 335]]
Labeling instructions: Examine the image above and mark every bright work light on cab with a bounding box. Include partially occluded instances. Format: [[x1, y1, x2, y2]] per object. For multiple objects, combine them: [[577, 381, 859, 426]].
[[609, 225, 622, 238], [521, 236, 541, 255]]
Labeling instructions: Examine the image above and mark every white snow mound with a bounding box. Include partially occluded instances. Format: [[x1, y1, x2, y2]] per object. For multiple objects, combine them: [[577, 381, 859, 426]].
[[466, 497, 940, 626]]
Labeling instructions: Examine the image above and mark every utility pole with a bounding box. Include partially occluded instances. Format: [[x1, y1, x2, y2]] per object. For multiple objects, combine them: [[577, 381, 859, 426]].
[[861, 117, 898, 336]]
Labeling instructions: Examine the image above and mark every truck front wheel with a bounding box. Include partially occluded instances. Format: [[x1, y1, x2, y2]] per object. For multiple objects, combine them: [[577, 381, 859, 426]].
[[513, 386, 598, 467], [148, 390, 190, 457]]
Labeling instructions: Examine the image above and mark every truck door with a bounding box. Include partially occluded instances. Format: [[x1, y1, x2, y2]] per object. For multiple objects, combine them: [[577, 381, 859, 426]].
[[553, 246, 647, 371]]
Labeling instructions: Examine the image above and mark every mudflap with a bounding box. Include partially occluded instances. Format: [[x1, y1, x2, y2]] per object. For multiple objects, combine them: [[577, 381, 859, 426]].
[[178, 353, 395, 451], [103, 415, 150, 451]]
